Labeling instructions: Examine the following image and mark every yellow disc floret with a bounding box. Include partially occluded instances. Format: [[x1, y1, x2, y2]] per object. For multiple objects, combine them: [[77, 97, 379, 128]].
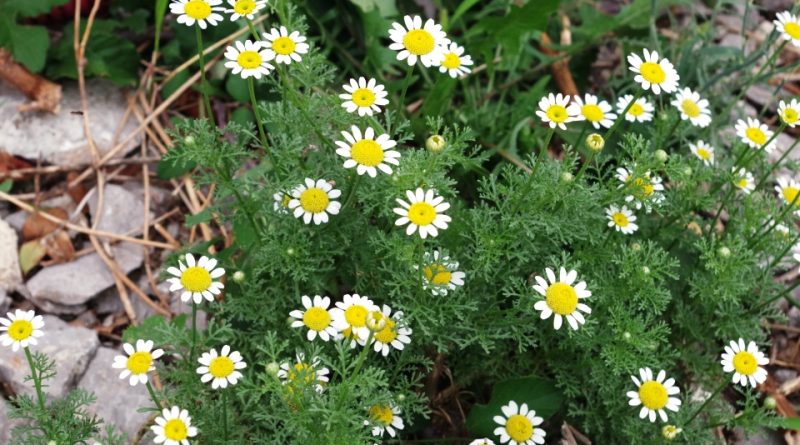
[[505, 414, 534, 442], [7, 320, 33, 341], [303, 307, 331, 331], [126, 351, 153, 375], [403, 29, 435, 55], [785, 22, 800, 39], [233, 0, 256, 14], [180, 266, 213, 293], [681, 100, 701, 118], [640, 62, 666, 84], [351, 88, 376, 107], [350, 140, 385, 167], [628, 102, 645, 116], [164, 419, 188, 441], [374, 317, 398, 344], [209, 356, 235, 378], [299, 188, 330, 213], [185, 0, 212, 19], [545, 282, 578, 315], [237, 50, 263, 69], [344, 305, 368, 327], [369, 405, 394, 426], [612, 212, 629, 227], [745, 127, 767, 146], [581, 104, 604, 122], [441, 52, 461, 69], [273, 36, 296, 55], [546, 105, 569, 123], [407, 202, 437, 226], [732, 351, 758, 376], [783, 186, 800, 205], [638, 381, 668, 410], [424, 263, 452, 285]]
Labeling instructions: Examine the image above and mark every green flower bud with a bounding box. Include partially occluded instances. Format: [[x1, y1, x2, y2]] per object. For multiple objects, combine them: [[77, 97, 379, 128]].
[[654, 149, 668, 162], [718, 246, 731, 257], [232, 270, 245, 283], [265, 362, 280, 377], [763, 396, 777, 410], [662, 425, 681, 440], [561, 172, 574, 183], [426, 135, 446, 152], [184, 135, 196, 146], [585, 133, 605, 152], [631, 243, 642, 251]]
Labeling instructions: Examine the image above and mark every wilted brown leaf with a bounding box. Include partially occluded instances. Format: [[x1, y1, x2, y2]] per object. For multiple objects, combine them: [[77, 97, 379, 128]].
[[22, 207, 68, 241], [42, 230, 75, 263]]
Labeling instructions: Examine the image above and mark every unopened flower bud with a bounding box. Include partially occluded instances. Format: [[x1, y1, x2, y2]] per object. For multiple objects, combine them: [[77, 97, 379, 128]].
[[397, 394, 406, 402], [184, 135, 196, 146], [718, 246, 731, 257], [683, 167, 692, 176], [623, 331, 632, 341], [654, 149, 668, 162], [232, 271, 245, 283], [641, 266, 650, 275], [286, 248, 295, 256], [265, 362, 280, 377], [366, 311, 387, 332], [631, 243, 642, 251], [560, 172, 574, 183], [426, 135, 446, 152], [763, 396, 777, 410], [662, 425, 681, 440], [586, 133, 605, 152]]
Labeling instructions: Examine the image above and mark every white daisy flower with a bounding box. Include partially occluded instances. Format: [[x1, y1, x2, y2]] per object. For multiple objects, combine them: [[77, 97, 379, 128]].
[[775, 11, 800, 47], [362, 305, 412, 356], [196, 345, 247, 389], [616, 94, 654, 123], [492, 400, 546, 445], [393, 188, 451, 239], [273, 191, 292, 213], [166, 253, 225, 305], [112, 339, 165, 386], [335, 126, 400, 177], [732, 167, 755, 194], [616, 167, 666, 212], [151, 406, 198, 445], [779, 98, 800, 127], [169, 0, 224, 29], [689, 140, 715, 166], [606, 205, 638, 235], [277, 353, 330, 393], [532, 267, 592, 330], [735, 118, 777, 152], [567, 93, 617, 129], [225, 0, 267, 21], [469, 439, 496, 445], [287, 178, 342, 225], [437, 42, 473, 78], [413, 250, 466, 296], [223, 40, 274, 79], [721, 338, 769, 388], [330, 294, 378, 348], [388, 15, 449, 67], [775, 176, 800, 211], [627, 49, 680, 95], [261, 26, 309, 64], [0, 309, 44, 352], [339, 77, 389, 116], [535, 93, 574, 130], [626, 368, 681, 423], [289, 295, 338, 342], [365, 404, 404, 438], [671, 88, 711, 128]]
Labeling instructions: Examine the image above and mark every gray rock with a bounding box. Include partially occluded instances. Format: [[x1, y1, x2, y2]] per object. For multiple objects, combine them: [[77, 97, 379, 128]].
[[77, 347, 152, 441], [0, 288, 8, 314], [0, 315, 99, 399], [0, 79, 140, 168], [5, 194, 86, 236], [0, 400, 9, 444], [773, 368, 798, 383], [172, 296, 207, 331], [735, 428, 784, 445], [0, 218, 21, 292], [89, 184, 145, 236], [26, 243, 144, 314], [770, 133, 800, 165]]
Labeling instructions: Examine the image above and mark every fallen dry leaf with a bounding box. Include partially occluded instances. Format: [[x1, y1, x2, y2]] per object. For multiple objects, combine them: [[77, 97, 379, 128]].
[[42, 230, 75, 263], [19, 239, 47, 275], [22, 207, 68, 241]]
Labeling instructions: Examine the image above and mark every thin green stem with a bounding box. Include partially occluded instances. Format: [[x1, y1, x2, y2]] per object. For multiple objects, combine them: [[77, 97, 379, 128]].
[[719, 40, 788, 122], [398, 64, 415, 113], [247, 77, 272, 159], [245, 18, 260, 41], [530, 127, 556, 177], [707, 185, 736, 241], [342, 171, 362, 209], [755, 135, 800, 190], [190, 302, 198, 361], [146, 380, 163, 411], [222, 389, 229, 443], [349, 330, 375, 381], [749, 189, 800, 248], [24, 347, 45, 411], [194, 24, 214, 121], [574, 151, 596, 183], [684, 380, 728, 426]]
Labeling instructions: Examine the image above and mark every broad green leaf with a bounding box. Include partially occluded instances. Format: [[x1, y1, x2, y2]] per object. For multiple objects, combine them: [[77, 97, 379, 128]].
[[122, 314, 188, 344], [349, 0, 397, 17], [9, 0, 70, 18], [186, 208, 213, 227], [420, 76, 456, 117], [0, 180, 12, 193], [154, 0, 169, 53], [475, 0, 560, 56], [769, 417, 800, 429], [157, 151, 197, 179], [19, 240, 47, 275], [226, 75, 250, 103], [233, 214, 259, 246], [10, 24, 49, 73], [449, 0, 482, 30]]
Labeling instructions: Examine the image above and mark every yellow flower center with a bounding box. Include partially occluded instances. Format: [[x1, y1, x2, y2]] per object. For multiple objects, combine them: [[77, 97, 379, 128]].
[[374, 317, 398, 344], [299, 188, 330, 213], [628, 102, 645, 116], [233, 0, 256, 14], [737, 178, 749, 188], [164, 419, 188, 441], [184, 0, 212, 19], [784, 22, 800, 39], [350, 139, 385, 167], [782, 186, 800, 205], [237, 50, 263, 69], [732, 351, 758, 376], [369, 405, 394, 426], [303, 307, 331, 331], [344, 305, 368, 328], [505, 414, 534, 442], [696, 148, 711, 161], [407, 202, 437, 226], [424, 263, 452, 285], [272, 36, 296, 55], [638, 381, 668, 410], [180, 266, 213, 293], [280, 194, 291, 208], [632, 177, 655, 200], [351, 88, 376, 107], [581, 104, 604, 122], [640, 61, 666, 84], [545, 282, 578, 315], [442, 52, 461, 69], [546, 105, 569, 123], [745, 127, 767, 146], [782, 108, 799, 124], [288, 363, 317, 384], [7, 320, 33, 341], [681, 99, 701, 118], [209, 356, 235, 378], [126, 351, 153, 375], [612, 212, 629, 227], [402, 29, 435, 55]]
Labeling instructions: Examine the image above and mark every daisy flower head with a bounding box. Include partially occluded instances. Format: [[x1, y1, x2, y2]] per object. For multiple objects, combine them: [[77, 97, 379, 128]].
[[616, 94, 654, 123], [616, 167, 665, 212], [261, 26, 309, 64], [437, 42, 473, 78], [775, 11, 800, 47], [225, 0, 266, 21], [413, 250, 465, 296], [535, 93, 574, 130], [606, 205, 638, 235], [151, 406, 198, 445], [364, 305, 412, 356], [671, 88, 711, 128], [335, 126, 400, 177], [627, 49, 679, 94], [288, 178, 342, 225], [732, 167, 755, 194], [330, 294, 378, 347], [340, 77, 389, 117], [170, 0, 224, 29], [735, 118, 777, 152], [365, 404, 404, 438], [567, 94, 617, 129], [532, 267, 592, 330], [393, 188, 451, 239], [775, 176, 800, 211], [492, 400, 545, 445], [166, 253, 225, 305], [470, 440, 496, 445], [112, 340, 164, 386], [689, 140, 715, 166], [779, 98, 800, 127], [273, 191, 292, 213], [223, 40, 274, 79], [388, 15, 449, 67], [196, 345, 247, 389], [0, 310, 44, 352], [627, 368, 681, 422], [721, 339, 769, 388], [289, 295, 338, 342], [277, 352, 330, 393]]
